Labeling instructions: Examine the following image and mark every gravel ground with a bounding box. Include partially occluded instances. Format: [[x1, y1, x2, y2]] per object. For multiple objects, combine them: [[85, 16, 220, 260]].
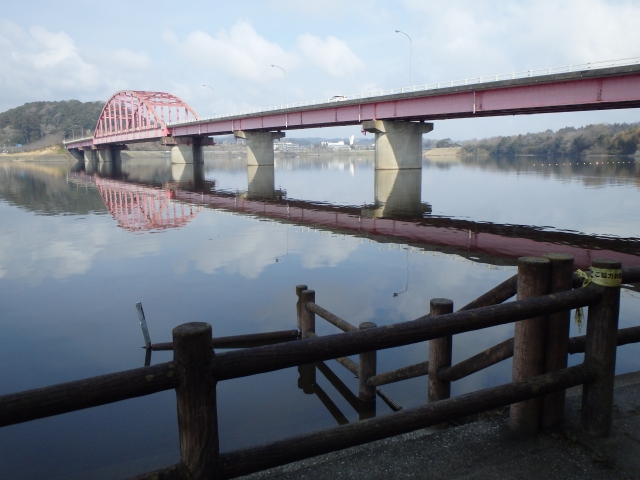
[[240, 373, 640, 480]]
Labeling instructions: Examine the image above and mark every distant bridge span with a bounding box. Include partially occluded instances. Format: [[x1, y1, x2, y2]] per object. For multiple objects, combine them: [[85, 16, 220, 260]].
[[64, 59, 640, 168]]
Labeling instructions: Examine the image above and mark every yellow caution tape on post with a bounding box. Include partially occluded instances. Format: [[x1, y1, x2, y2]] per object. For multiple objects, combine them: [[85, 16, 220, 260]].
[[573, 269, 591, 333], [589, 267, 622, 287]]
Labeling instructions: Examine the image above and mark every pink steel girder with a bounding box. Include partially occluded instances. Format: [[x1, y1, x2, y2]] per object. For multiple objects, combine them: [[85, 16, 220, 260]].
[[93, 91, 199, 145], [170, 68, 640, 137]]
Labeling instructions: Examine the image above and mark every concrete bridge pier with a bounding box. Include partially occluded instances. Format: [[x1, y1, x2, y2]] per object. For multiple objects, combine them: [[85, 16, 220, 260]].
[[363, 169, 431, 218], [165, 137, 213, 165], [92, 146, 125, 177], [362, 120, 433, 170], [171, 163, 205, 188], [247, 165, 277, 199], [234, 130, 285, 166], [68, 148, 84, 162], [96, 145, 125, 163], [83, 148, 97, 163], [83, 148, 98, 175]]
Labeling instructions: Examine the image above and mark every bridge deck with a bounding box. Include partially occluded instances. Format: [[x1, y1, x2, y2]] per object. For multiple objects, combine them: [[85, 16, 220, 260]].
[[64, 63, 640, 150]]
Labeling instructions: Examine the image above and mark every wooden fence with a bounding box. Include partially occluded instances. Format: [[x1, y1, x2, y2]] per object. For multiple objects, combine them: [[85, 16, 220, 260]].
[[0, 255, 639, 480]]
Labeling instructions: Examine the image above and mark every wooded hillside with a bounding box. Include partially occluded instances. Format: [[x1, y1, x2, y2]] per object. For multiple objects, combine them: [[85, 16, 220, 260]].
[[461, 122, 640, 156], [0, 100, 104, 146]]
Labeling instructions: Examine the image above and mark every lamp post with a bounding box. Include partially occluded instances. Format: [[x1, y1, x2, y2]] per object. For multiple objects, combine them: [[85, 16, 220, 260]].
[[72, 124, 84, 138], [202, 84, 216, 114], [271, 64, 286, 106], [395, 30, 412, 86]]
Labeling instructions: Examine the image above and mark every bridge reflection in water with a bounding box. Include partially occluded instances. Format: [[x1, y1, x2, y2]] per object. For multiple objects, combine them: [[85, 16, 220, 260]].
[[68, 160, 640, 269], [70, 173, 201, 232]]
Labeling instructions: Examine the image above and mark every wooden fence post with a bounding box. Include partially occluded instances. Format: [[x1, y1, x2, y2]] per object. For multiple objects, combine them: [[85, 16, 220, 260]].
[[173, 322, 218, 479], [428, 299, 453, 402], [582, 259, 621, 437], [300, 290, 315, 339], [299, 290, 316, 388], [542, 253, 574, 428], [358, 322, 377, 403], [295, 285, 308, 330], [510, 257, 550, 435], [428, 298, 453, 429]]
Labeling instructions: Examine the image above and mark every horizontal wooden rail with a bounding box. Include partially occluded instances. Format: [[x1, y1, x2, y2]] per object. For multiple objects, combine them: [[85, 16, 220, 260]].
[[150, 329, 300, 351], [307, 302, 357, 332], [439, 325, 640, 383], [214, 286, 602, 381], [376, 389, 403, 411], [219, 364, 594, 478], [307, 331, 359, 376], [0, 362, 179, 427], [569, 325, 640, 355], [367, 361, 430, 387], [622, 267, 640, 283], [458, 274, 518, 311], [439, 338, 514, 382], [336, 356, 359, 376]]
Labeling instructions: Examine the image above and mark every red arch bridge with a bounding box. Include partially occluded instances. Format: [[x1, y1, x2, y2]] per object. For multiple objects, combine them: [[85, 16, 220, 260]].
[[65, 58, 640, 168]]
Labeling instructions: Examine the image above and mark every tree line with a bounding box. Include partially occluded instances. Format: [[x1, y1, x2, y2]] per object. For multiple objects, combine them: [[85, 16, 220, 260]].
[[460, 122, 640, 156]]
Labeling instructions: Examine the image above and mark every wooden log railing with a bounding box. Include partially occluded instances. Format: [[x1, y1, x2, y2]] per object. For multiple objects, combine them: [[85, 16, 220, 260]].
[[149, 329, 300, 351], [0, 261, 637, 480]]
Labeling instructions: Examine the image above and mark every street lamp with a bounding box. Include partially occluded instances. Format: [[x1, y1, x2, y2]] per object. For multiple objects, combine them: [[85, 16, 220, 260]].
[[202, 84, 216, 114], [271, 64, 286, 106], [395, 30, 412, 86], [72, 124, 84, 138]]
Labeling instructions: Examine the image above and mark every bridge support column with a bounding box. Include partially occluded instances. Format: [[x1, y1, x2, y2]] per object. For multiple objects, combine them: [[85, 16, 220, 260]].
[[364, 169, 430, 218], [234, 130, 285, 166], [362, 120, 433, 170], [171, 163, 205, 188], [68, 148, 83, 162], [247, 165, 276, 199], [168, 137, 211, 165], [96, 145, 125, 163], [83, 148, 96, 163]]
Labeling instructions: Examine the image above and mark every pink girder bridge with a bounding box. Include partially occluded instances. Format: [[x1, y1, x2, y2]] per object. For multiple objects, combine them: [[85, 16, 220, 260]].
[[64, 61, 640, 152]]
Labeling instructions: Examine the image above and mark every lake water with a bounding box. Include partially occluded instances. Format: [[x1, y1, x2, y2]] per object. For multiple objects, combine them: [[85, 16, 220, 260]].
[[0, 152, 639, 479]]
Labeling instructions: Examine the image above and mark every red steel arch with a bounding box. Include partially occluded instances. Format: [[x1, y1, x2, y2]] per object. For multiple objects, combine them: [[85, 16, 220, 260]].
[[94, 177, 201, 232], [94, 91, 199, 144]]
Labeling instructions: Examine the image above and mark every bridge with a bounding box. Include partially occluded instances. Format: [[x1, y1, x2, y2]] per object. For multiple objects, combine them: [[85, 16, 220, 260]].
[[64, 58, 640, 169]]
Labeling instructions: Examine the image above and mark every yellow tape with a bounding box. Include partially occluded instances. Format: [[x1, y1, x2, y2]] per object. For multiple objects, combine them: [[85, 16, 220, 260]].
[[573, 269, 591, 333], [590, 267, 622, 287]]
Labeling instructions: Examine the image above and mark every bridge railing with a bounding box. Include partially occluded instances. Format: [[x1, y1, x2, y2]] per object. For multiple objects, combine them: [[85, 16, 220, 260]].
[[169, 56, 640, 126]]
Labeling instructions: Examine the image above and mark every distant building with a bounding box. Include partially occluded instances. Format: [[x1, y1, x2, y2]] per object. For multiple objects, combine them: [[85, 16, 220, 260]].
[[273, 142, 305, 152], [321, 135, 356, 151]]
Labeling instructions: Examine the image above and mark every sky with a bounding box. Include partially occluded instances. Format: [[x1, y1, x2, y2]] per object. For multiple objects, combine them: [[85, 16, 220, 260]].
[[1, 0, 640, 140]]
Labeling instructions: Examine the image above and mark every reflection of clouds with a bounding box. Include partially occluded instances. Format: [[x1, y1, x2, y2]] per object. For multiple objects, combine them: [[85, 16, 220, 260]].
[[0, 205, 162, 284], [176, 219, 359, 279], [298, 232, 358, 269], [178, 223, 284, 279]]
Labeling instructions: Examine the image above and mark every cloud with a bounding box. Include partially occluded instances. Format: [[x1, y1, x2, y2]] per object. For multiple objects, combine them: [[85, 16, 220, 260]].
[[297, 34, 364, 77], [402, 0, 640, 82], [165, 21, 365, 84], [0, 21, 152, 111], [170, 21, 295, 83]]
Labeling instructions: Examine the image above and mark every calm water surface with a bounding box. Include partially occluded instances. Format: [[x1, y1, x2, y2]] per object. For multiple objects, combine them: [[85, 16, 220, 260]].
[[0, 152, 639, 479]]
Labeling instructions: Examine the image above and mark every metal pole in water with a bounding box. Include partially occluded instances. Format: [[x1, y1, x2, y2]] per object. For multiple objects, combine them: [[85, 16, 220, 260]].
[[136, 302, 152, 349]]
